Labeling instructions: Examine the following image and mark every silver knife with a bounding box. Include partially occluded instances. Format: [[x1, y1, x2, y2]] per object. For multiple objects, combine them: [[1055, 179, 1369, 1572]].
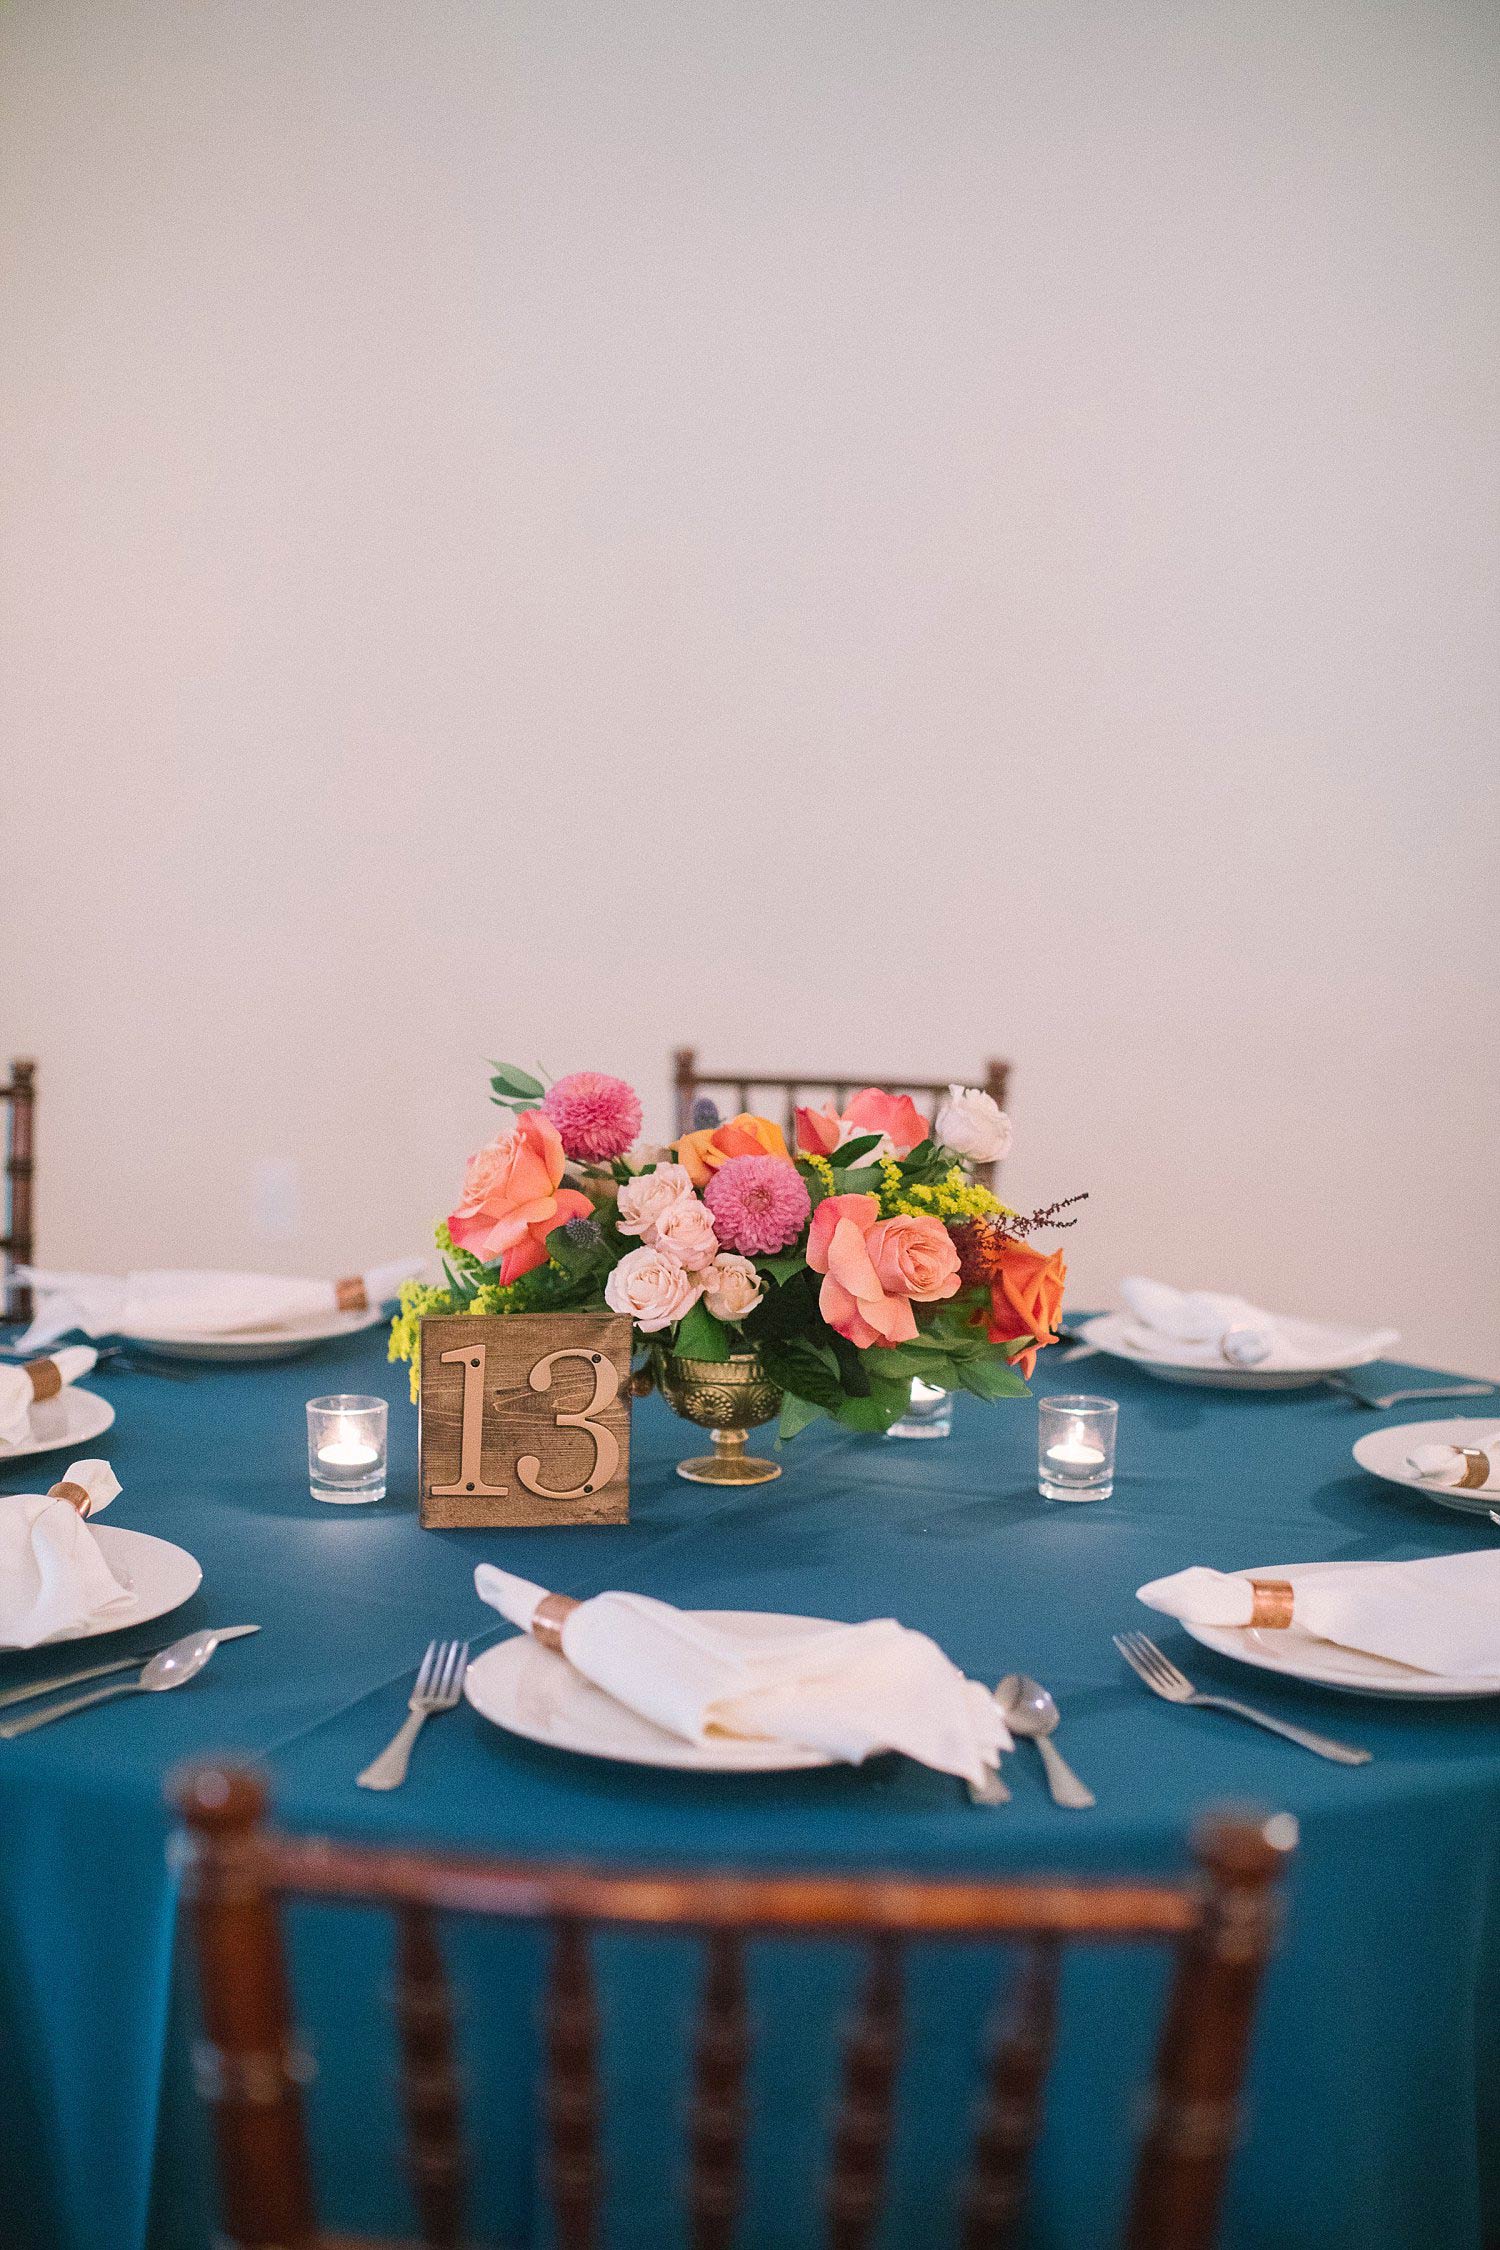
[[0, 1624, 260, 1712]]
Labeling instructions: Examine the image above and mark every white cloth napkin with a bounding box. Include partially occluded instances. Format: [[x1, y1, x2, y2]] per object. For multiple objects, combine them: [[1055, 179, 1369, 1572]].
[[1138, 1553, 1500, 1677], [15, 1260, 423, 1349], [0, 1459, 128, 1648], [1118, 1276, 1397, 1372], [475, 1566, 1011, 1785], [0, 1347, 97, 1447], [1407, 1437, 1500, 1496]]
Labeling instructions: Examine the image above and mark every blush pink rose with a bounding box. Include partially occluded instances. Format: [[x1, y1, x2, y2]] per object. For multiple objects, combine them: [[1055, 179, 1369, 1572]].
[[866, 1212, 962, 1304], [651, 1195, 720, 1271], [447, 1111, 593, 1283], [804, 1193, 919, 1349]]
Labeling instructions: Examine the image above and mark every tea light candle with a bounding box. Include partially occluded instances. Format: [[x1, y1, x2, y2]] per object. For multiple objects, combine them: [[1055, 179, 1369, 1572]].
[[306, 1394, 388, 1504], [1037, 1396, 1118, 1503]]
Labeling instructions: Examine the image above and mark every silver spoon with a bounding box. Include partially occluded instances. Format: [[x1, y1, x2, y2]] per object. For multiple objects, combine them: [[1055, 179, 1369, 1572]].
[[0, 1629, 223, 1738], [996, 1674, 1096, 1808]]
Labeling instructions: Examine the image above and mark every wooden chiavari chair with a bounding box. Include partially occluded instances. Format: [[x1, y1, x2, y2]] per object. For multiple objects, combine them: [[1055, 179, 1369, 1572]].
[[170, 1764, 1293, 2250], [672, 1053, 1013, 1192], [2, 1058, 35, 1322]]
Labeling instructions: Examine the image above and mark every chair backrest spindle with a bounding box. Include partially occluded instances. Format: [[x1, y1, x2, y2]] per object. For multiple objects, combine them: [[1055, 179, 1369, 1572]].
[[393, 1906, 466, 2248], [961, 1937, 1061, 2250], [826, 1936, 904, 2250], [546, 1917, 602, 2250], [2, 1057, 36, 1322], [688, 1931, 750, 2250]]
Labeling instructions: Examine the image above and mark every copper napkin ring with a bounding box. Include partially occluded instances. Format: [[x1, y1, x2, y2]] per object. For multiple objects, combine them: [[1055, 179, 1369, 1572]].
[[48, 1481, 91, 1516], [531, 1594, 579, 1651], [334, 1276, 369, 1312], [26, 1358, 62, 1402], [1248, 1578, 1295, 1629], [1457, 1449, 1492, 1490]]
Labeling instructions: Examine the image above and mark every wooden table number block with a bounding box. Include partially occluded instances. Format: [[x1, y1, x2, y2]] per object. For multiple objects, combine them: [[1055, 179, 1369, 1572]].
[[418, 1313, 633, 1527]]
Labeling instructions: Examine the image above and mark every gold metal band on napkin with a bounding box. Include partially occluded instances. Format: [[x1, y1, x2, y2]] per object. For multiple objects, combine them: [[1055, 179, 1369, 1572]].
[[48, 1481, 91, 1516], [334, 1277, 368, 1312], [26, 1358, 62, 1402], [1248, 1578, 1295, 1629], [1457, 1449, 1492, 1490], [531, 1594, 580, 1651]]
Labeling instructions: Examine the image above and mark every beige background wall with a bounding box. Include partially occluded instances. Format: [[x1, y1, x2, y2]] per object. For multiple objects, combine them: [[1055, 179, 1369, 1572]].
[[3, 0, 1497, 1371]]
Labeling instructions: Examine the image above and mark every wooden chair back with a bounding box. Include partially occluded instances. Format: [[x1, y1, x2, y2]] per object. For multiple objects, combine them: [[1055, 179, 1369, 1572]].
[[1, 1058, 35, 1321], [170, 1764, 1292, 2250], [672, 1052, 1013, 1189]]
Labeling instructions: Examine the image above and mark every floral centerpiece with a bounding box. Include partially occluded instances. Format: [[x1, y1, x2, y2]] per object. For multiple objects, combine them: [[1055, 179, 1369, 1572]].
[[392, 1061, 1081, 1467]]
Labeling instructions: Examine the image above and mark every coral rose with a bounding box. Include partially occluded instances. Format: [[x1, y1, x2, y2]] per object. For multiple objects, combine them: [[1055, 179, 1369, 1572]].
[[794, 1088, 929, 1162], [805, 1193, 918, 1349], [982, 1242, 1067, 1378], [675, 1112, 791, 1187], [867, 1213, 962, 1305], [447, 1111, 593, 1284], [603, 1245, 705, 1333]]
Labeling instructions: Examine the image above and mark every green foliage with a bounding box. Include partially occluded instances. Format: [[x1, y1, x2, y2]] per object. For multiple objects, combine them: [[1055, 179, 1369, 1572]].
[[777, 1391, 828, 1441], [672, 1301, 733, 1362], [759, 1248, 807, 1285], [487, 1061, 546, 1107]]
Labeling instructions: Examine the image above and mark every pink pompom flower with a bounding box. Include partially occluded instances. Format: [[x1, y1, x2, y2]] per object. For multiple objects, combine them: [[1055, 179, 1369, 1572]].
[[703, 1154, 811, 1256], [542, 1071, 643, 1163]]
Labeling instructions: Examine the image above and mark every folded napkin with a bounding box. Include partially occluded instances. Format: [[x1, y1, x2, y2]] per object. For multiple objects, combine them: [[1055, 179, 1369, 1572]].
[[476, 1566, 1011, 1785], [1139, 1553, 1500, 1677], [1119, 1276, 1397, 1371], [0, 1347, 97, 1447], [15, 1260, 424, 1350], [0, 1459, 128, 1648], [1407, 1436, 1500, 1496]]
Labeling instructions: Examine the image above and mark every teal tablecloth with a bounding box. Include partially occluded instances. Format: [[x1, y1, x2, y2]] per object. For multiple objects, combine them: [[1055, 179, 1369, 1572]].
[[2, 1330, 1498, 2249]]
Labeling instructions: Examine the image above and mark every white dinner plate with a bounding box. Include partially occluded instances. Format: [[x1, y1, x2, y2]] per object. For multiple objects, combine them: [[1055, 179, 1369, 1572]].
[[1077, 1311, 1394, 1390], [1180, 1560, 1500, 1699], [0, 1523, 203, 1650], [0, 1385, 115, 1462], [465, 1613, 838, 1772], [119, 1305, 386, 1362], [1352, 1419, 1500, 1520]]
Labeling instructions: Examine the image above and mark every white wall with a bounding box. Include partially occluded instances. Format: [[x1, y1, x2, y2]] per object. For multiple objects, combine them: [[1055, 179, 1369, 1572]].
[[3, 0, 1497, 1371]]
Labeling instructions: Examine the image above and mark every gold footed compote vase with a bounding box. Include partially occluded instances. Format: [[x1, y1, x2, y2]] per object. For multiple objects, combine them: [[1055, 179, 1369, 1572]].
[[656, 1350, 784, 1485]]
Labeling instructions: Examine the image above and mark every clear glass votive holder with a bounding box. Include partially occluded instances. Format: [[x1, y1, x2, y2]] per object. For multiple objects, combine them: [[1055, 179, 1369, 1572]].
[[1038, 1395, 1118, 1502], [307, 1394, 388, 1504], [886, 1377, 954, 1440]]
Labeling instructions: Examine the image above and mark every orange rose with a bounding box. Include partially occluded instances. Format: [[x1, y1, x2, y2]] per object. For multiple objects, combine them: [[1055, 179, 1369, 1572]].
[[675, 1112, 790, 1187], [447, 1111, 593, 1284], [982, 1241, 1066, 1378]]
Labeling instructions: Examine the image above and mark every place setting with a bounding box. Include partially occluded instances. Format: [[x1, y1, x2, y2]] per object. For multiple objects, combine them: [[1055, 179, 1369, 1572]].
[[11, 1256, 424, 1363]]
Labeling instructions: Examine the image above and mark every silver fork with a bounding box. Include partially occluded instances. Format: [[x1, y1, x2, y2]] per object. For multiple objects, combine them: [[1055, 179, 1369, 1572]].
[[357, 1640, 469, 1791], [1113, 1633, 1371, 1765]]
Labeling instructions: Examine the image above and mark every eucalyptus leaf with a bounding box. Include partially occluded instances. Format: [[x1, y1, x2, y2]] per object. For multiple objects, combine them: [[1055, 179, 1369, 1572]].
[[831, 1132, 882, 1166], [486, 1061, 546, 1103], [831, 1164, 882, 1196]]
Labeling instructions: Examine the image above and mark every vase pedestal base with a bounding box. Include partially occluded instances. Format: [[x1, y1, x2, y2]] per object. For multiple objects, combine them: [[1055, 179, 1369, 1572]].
[[676, 1427, 781, 1485]]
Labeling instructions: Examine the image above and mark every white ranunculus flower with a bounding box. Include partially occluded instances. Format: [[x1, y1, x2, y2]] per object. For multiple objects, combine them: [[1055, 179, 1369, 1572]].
[[702, 1254, 764, 1323], [616, 1162, 697, 1237], [934, 1085, 1013, 1165], [604, 1244, 705, 1333], [652, 1195, 720, 1271]]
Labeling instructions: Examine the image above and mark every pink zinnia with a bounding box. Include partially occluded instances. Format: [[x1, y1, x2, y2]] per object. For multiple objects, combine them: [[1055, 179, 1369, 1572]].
[[703, 1155, 811, 1256], [542, 1071, 643, 1163]]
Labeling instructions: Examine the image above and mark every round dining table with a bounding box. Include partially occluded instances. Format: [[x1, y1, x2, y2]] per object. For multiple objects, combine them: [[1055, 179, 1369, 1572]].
[[1, 1324, 1497, 2250]]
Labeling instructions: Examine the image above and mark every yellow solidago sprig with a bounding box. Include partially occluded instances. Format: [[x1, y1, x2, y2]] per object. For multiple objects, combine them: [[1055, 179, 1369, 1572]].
[[388, 1278, 450, 1400], [885, 1164, 1013, 1226]]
